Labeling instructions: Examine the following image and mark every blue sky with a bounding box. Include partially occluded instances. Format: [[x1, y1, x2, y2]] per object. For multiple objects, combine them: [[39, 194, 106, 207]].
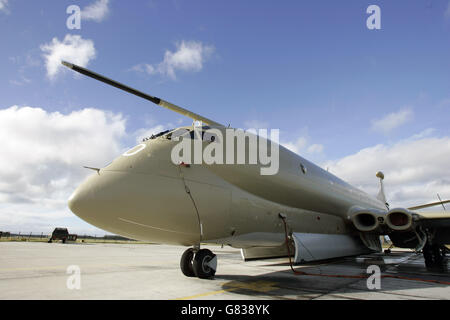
[[1, 0, 450, 234]]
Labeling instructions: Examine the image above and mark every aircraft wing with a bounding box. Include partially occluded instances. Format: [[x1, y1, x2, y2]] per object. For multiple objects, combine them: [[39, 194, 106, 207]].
[[387, 211, 450, 250], [408, 200, 450, 211], [61, 61, 224, 128], [414, 211, 450, 228]]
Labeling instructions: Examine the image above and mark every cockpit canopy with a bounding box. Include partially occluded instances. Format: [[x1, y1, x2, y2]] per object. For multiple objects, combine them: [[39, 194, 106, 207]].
[[142, 126, 217, 142]]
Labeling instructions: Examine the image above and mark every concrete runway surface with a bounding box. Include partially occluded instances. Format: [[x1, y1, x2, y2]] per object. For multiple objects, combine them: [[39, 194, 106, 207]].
[[0, 242, 449, 300]]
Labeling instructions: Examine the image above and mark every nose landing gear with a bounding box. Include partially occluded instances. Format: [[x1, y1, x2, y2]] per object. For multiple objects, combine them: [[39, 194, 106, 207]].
[[180, 248, 196, 277], [180, 247, 217, 279]]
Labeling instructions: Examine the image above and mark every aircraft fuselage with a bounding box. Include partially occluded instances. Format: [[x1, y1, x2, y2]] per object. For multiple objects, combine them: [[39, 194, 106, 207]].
[[69, 127, 386, 249]]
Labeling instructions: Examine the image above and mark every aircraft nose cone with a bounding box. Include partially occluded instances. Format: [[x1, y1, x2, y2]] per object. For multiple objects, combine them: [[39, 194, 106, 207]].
[[68, 187, 85, 215], [68, 173, 103, 222], [67, 170, 201, 245], [68, 191, 77, 213]]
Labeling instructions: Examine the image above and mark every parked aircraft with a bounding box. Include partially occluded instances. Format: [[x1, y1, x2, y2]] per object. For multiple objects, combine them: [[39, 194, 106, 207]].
[[64, 61, 449, 279]]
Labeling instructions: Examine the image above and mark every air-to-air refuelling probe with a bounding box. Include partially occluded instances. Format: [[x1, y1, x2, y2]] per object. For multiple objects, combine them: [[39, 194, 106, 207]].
[[64, 61, 450, 279]]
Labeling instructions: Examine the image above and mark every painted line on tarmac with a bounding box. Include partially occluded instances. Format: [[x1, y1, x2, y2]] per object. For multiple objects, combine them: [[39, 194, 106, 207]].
[[175, 288, 237, 300]]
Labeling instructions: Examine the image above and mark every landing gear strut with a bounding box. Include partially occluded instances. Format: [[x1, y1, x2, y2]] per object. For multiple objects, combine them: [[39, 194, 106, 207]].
[[180, 248, 217, 279], [423, 243, 446, 268]]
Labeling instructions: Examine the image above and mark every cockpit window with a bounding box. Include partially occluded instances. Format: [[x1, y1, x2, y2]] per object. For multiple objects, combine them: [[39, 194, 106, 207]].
[[142, 129, 173, 142], [165, 126, 218, 142]]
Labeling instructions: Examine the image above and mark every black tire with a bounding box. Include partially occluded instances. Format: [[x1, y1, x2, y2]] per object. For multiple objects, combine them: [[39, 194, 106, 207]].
[[48, 239, 52, 243], [423, 244, 434, 267], [432, 245, 444, 265], [62, 238, 66, 244], [424, 244, 444, 267], [193, 249, 216, 279], [180, 248, 196, 277]]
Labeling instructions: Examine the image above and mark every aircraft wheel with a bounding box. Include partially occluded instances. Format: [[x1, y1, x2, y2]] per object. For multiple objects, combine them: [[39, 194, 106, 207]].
[[180, 248, 196, 277], [432, 245, 444, 265], [424, 244, 434, 267], [424, 244, 445, 267], [193, 249, 217, 279]]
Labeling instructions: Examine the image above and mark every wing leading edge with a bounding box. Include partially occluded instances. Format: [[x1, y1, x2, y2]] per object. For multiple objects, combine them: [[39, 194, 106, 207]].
[[61, 61, 224, 128], [408, 199, 450, 211]]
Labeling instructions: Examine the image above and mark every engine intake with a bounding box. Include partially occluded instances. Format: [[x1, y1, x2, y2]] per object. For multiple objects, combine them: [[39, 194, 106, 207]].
[[352, 212, 380, 232], [385, 208, 413, 231]]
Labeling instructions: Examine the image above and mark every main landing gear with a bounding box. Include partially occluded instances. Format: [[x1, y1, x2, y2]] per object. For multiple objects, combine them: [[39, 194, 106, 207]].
[[423, 243, 447, 268], [180, 247, 217, 279]]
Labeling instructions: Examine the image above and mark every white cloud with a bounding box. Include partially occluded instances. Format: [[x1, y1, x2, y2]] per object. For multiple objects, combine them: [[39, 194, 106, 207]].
[[40, 34, 96, 80], [9, 76, 31, 86], [130, 63, 156, 74], [0, 106, 126, 233], [371, 108, 414, 134], [282, 136, 324, 157], [132, 41, 215, 80], [0, 0, 8, 13], [307, 144, 324, 154], [323, 132, 450, 208], [82, 0, 110, 22], [283, 136, 308, 154]]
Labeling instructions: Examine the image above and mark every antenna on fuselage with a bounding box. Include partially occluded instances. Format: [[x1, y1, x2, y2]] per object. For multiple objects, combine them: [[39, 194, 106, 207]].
[[61, 61, 224, 128]]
